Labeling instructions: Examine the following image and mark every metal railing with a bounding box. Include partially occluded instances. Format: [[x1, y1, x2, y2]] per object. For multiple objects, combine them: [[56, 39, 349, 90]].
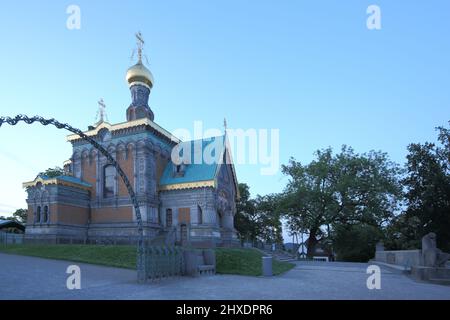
[[0, 115, 146, 282], [0, 232, 25, 245], [145, 246, 184, 280]]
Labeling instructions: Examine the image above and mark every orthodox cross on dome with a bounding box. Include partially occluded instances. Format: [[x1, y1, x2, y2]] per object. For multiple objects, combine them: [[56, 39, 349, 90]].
[[131, 31, 148, 64], [95, 98, 109, 124], [136, 31, 144, 62]]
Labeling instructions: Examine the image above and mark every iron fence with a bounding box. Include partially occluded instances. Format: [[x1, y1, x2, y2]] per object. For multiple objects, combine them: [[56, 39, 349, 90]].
[[0, 232, 24, 245], [145, 246, 184, 280], [0, 114, 146, 282]]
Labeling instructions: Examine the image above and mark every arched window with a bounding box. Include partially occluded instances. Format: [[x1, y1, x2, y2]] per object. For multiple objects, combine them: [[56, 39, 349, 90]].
[[166, 209, 173, 228], [36, 206, 41, 223], [43, 206, 49, 223], [104, 165, 115, 198], [197, 205, 203, 225]]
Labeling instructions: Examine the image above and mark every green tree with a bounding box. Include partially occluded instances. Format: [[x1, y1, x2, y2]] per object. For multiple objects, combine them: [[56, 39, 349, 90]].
[[279, 146, 402, 258], [333, 224, 382, 262], [235, 183, 283, 244], [39, 166, 64, 178], [254, 194, 283, 244], [393, 122, 450, 251], [0, 209, 27, 224], [235, 183, 258, 242], [12, 208, 27, 224], [384, 214, 422, 250]]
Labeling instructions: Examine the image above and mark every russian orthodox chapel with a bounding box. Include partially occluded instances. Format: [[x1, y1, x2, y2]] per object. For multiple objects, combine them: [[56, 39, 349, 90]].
[[23, 35, 239, 247]]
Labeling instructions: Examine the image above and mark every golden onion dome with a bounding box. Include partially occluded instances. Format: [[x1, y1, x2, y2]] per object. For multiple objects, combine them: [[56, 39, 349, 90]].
[[126, 61, 154, 88]]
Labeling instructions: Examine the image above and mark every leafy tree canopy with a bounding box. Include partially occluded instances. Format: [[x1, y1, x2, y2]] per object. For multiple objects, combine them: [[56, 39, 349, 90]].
[[39, 166, 64, 178], [386, 122, 450, 251], [279, 146, 402, 257], [0, 208, 27, 224], [235, 183, 283, 244]]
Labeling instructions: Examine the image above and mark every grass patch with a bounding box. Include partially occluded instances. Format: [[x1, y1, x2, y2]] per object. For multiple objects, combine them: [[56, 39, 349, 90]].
[[215, 248, 294, 276], [0, 244, 136, 269], [0, 245, 294, 277]]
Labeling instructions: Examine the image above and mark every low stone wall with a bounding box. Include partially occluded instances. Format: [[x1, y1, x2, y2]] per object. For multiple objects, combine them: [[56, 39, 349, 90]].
[[375, 250, 422, 268], [412, 266, 450, 282]]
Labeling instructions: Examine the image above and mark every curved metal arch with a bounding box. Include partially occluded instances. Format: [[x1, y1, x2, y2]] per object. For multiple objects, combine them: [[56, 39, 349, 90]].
[[0, 114, 146, 283]]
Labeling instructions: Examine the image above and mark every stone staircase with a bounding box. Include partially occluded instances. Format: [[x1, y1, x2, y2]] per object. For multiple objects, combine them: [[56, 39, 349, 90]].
[[258, 248, 298, 263], [273, 251, 298, 263], [428, 278, 450, 286], [411, 266, 450, 286]]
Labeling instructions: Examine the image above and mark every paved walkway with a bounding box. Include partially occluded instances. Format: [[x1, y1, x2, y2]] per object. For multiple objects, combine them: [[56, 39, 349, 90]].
[[1, 253, 450, 300]]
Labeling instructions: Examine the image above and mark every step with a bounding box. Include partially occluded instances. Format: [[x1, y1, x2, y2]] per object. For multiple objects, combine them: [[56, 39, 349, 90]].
[[279, 259, 298, 262], [371, 261, 410, 274], [198, 265, 215, 271], [198, 265, 215, 276], [428, 278, 450, 286]]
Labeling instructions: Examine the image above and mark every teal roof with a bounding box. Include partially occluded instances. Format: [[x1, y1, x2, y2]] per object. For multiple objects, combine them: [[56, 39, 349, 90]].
[[160, 136, 225, 186], [57, 175, 92, 187]]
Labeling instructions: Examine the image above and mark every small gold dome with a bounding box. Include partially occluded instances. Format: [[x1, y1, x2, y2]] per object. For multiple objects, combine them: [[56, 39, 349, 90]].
[[126, 61, 154, 88]]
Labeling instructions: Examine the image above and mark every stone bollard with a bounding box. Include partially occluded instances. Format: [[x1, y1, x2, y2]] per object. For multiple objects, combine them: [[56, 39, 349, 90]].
[[376, 242, 385, 252], [262, 256, 273, 277]]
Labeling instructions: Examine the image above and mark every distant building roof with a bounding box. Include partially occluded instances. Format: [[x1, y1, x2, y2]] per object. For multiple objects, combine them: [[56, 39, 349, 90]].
[[0, 219, 25, 232]]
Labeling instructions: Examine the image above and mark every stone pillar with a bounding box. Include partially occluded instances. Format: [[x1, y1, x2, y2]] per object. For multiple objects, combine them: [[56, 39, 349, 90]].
[[203, 207, 217, 225], [223, 211, 234, 229], [376, 242, 385, 252], [136, 146, 146, 195], [146, 150, 157, 197], [73, 153, 82, 179]]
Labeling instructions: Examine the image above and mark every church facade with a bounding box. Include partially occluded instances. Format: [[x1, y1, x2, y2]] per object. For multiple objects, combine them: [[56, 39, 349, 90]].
[[22, 42, 239, 248]]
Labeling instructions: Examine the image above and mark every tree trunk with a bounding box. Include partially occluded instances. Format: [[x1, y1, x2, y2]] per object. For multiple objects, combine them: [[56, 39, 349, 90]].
[[306, 231, 318, 259]]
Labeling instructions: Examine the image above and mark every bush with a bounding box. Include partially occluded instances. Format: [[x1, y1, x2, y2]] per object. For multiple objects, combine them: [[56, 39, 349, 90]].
[[334, 224, 382, 262]]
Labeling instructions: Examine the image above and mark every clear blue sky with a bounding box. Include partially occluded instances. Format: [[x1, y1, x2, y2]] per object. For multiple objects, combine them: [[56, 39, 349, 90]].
[[0, 1, 449, 218]]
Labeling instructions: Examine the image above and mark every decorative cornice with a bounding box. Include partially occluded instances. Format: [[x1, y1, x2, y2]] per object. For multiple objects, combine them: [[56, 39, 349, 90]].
[[159, 180, 216, 191], [23, 177, 92, 191], [66, 118, 180, 144]]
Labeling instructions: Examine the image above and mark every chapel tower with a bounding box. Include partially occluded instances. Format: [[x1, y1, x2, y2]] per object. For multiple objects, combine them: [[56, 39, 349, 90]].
[[125, 32, 155, 122]]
